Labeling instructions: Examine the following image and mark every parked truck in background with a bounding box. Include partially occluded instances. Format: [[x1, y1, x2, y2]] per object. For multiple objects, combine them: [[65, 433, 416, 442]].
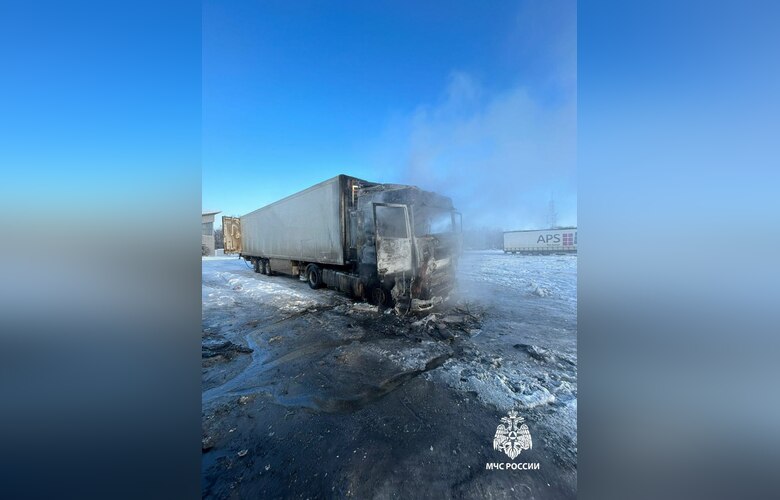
[[503, 228, 577, 254], [223, 175, 462, 311]]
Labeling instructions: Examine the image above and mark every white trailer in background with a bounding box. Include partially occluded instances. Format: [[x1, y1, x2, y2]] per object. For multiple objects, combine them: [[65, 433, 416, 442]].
[[503, 228, 577, 254]]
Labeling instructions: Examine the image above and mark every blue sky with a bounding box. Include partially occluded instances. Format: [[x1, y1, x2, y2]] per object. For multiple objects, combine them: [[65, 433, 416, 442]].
[[0, 1, 200, 213], [203, 0, 576, 230]]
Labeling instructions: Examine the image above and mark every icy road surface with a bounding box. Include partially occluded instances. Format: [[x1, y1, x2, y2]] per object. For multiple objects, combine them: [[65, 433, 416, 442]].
[[202, 250, 577, 498]]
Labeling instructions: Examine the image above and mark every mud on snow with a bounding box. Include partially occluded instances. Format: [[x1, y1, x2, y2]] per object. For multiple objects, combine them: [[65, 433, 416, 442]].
[[202, 250, 577, 498]]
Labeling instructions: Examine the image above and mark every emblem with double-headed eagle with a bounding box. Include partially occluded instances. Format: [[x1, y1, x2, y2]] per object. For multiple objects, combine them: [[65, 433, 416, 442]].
[[493, 410, 532, 459]]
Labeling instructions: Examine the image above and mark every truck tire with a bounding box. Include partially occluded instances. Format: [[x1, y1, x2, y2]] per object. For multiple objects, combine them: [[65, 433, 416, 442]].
[[307, 265, 323, 289], [371, 287, 387, 306], [253, 259, 262, 273], [262, 260, 271, 275]]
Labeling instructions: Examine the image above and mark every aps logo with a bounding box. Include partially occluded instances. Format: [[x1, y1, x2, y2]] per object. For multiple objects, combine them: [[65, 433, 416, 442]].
[[493, 410, 533, 459]]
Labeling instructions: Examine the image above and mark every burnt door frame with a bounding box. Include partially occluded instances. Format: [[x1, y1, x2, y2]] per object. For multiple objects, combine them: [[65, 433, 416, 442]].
[[372, 202, 415, 279]]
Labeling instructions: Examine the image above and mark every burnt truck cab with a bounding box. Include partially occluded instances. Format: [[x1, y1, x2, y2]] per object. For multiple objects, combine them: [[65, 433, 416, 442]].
[[353, 182, 462, 311]]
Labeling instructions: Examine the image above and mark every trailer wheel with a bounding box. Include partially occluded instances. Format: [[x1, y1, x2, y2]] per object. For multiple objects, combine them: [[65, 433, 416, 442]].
[[307, 265, 323, 289], [253, 259, 262, 273], [262, 260, 271, 275]]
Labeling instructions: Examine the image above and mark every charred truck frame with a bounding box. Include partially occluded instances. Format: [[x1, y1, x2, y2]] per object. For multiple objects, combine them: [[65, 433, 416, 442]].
[[223, 175, 462, 311]]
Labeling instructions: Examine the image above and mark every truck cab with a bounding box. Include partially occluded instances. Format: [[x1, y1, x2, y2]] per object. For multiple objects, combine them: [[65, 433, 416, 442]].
[[355, 183, 461, 311]]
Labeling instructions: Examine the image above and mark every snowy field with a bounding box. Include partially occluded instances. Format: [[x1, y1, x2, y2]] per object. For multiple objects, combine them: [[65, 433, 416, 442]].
[[459, 250, 577, 304]]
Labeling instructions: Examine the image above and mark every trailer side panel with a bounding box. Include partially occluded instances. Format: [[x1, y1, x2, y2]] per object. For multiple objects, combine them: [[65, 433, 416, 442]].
[[240, 176, 346, 265], [503, 228, 577, 253]]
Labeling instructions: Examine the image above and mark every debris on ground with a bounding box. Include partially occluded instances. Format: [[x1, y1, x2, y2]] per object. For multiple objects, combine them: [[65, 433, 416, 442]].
[[515, 343, 554, 362], [202, 435, 215, 452], [350, 302, 379, 314], [202, 333, 253, 366]]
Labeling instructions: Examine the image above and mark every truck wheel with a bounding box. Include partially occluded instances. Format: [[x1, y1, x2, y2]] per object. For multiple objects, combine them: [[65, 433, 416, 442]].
[[307, 265, 323, 289], [371, 287, 387, 306], [262, 260, 271, 275], [253, 259, 262, 273]]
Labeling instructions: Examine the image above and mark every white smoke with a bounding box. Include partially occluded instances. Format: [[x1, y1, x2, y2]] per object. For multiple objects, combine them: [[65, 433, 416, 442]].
[[369, 72, 576, 230], [366, 0, 576, 231]]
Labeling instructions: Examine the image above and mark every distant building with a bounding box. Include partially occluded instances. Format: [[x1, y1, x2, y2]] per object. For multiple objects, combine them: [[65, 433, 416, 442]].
[[202, 211, 221, 256]]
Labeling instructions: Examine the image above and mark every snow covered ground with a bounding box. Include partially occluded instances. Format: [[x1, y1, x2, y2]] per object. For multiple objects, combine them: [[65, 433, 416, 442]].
[[202, 250, 577, 498], [444, 251, 577, 456], [202, 256, 321, 315], [459, 250, 577, 304], [203, 249, 576, 322]]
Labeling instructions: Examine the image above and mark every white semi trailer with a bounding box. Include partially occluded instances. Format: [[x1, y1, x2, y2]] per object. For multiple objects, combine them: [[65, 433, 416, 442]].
[[503, 228, 577, 254]]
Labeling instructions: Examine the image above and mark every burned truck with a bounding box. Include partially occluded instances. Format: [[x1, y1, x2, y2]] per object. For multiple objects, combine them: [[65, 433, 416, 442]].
[[223, 175, 461, 311]]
